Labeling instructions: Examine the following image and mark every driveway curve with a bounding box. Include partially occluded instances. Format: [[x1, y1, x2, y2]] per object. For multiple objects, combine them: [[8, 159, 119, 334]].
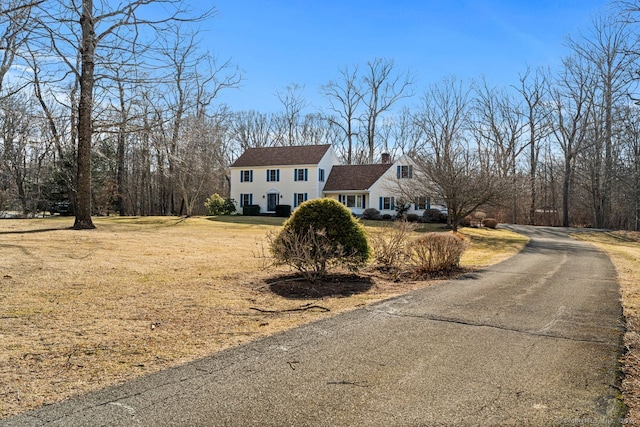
[[3, 225, 625, 426]]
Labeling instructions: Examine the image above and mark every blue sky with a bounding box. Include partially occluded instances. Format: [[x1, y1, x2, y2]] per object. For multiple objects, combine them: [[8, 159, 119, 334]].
[[205, 0, 614, 113]]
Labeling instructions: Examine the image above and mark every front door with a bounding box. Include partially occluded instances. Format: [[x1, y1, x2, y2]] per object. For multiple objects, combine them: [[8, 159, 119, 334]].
[[267, 193, 278, 211]]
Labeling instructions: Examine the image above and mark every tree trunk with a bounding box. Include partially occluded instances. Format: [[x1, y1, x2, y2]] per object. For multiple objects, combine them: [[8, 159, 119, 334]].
[[562, 155, 571, 227], [73, 0, 96, 229], [116, 131, 125, 216]]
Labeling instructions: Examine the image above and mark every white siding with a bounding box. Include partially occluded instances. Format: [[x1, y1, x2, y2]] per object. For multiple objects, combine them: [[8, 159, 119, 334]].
[[230, 146, 342, 214]]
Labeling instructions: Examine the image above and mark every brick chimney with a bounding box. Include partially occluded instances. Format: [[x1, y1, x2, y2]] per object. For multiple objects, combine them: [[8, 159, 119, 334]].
[[381, 153, 390, 164]]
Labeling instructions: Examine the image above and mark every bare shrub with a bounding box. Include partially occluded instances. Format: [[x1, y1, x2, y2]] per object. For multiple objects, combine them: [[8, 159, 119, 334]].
[[460, 215, 472, 227], [473, 211, 486, 222], [408, 232, 468, 274], [482, 218, 498, 229], [369, 220, 418, 270]]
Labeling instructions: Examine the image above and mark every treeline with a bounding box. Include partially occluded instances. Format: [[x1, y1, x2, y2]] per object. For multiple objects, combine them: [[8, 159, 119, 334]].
[[1, 1, 640, 229]]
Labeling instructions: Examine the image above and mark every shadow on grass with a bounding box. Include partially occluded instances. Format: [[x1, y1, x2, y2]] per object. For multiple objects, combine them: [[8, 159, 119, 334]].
[[0, 227, 71, 235], [266, 273, 374, 299], [205, 215, 285, 226]]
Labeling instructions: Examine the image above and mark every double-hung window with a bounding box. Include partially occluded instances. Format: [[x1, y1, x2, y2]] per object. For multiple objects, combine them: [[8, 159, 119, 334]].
[[414, 196, 430, 210], [240, 170, 253, 182], [318, 168, 325, 182], [266, 169, 280, 182], [379, 196, 395, 210], [345, 195, 362, 208], [294, 168, 308, 182], [239, 193, 253, 207], [293, 193, 308, 207]]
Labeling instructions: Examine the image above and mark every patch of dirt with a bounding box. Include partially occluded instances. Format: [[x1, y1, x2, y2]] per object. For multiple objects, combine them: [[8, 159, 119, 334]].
[[266, 273, 375, 299]]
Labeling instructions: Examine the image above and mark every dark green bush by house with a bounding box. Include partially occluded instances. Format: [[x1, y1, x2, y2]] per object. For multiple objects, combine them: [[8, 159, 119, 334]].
[[422, 209, 447, 223], [275, 204, 291, 217], [242, 204, 260, 216], [362, 207, 382, 220]]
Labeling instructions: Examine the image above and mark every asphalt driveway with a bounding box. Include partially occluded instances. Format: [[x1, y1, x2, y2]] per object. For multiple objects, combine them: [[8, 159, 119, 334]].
[[2, 225, 625, 426]]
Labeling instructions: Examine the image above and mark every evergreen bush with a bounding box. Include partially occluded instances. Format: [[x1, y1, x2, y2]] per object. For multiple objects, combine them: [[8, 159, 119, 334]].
[[205, 194, 236, 215], [270, 198, 371, 282]]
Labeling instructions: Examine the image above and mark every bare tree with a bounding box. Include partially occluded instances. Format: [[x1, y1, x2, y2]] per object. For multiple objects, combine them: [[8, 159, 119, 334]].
[[359, 58, 414, 163], [157, 26, 240, 214], [412, 77, 503, 231], [227, 110, 274, 151], [321, 65, 362, 164], [30, 0, 214, 228], [566, 15, 637, 228], [471, 78, 527, 222], [275, 83, 308, 146], [0, 0, 41, 97], [551, 55, 597, 227], [619, 105, 640, 230], [515, 67, 552, 225]]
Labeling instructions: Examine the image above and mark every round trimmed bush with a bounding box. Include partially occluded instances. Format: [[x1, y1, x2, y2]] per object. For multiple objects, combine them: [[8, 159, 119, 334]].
[[284, 198, 370, 265], [271, 198, 371, 281], [362, 207, 382, 220]]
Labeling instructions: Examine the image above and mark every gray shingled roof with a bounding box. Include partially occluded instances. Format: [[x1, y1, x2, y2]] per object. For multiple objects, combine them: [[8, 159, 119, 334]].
[[230, 144, 332, 167], [323, 164, 393, 191]]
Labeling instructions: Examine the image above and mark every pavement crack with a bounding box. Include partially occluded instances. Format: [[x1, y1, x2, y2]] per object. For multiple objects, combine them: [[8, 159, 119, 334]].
[[326, 380, 369, 387], [374, 309, 619, 345]]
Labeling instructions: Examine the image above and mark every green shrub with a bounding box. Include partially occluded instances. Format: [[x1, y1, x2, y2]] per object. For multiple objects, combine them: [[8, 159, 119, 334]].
[[482, 218, 498, 229], [275, 204, 291, 217], [405, 213, 420, 222], [205, 194, 236, 215], [408, 232, 468, 274], [242, 204, 260, 216], [422, 209, 447, 223], [362, 207, 382, 220], [394, 199, 411, 218], [270, 198, 371, 282]]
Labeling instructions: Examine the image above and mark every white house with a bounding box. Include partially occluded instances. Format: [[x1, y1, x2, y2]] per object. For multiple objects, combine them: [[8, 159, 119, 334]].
[[230, 144, 340, 213], [229, 144, 444, 216]]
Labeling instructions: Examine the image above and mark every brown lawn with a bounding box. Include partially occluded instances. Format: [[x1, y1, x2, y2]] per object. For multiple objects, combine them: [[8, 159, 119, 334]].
[[0, 216, 527, 418], [572, 231, 640, 425]]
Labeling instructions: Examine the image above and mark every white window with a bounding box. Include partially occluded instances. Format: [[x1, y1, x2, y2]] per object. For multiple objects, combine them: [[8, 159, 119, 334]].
[[240, 170, 253, 182], [319, 168, 325, 182], [346, 195, 362, 208]]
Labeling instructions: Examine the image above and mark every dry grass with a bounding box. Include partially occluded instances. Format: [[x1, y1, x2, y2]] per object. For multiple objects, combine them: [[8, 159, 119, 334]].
[[572, 231, 640, 424], [0, 216, 526, 418], [459, 226, 530, 267]]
